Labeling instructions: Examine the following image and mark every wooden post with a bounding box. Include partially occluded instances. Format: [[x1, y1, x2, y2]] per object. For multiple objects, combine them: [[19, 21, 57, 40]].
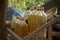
[[48, 16, 54, 40], [0, 0, 8, 40], [48, 25, 52, 40]]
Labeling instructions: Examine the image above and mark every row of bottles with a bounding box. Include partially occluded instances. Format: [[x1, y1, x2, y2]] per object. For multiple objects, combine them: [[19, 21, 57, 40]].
[[26, 7, 47, 40], [11, 7, 47, 39], [26, 7, 47, 32]]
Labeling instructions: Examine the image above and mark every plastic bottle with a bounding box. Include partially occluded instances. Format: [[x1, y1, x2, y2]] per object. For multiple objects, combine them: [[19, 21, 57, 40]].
[[37, 7, 47, 40], [27, 8, 43, 32], [12, 15, 29, 38]]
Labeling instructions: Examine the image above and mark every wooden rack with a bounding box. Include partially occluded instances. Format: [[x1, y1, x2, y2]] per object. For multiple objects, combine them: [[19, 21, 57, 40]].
[[7, 7, 59, 40], [7, 15, 59, 40]]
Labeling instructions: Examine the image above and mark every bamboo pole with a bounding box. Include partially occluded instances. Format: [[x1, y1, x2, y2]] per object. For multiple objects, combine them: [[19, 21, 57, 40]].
[[0, 0, 8, 40]]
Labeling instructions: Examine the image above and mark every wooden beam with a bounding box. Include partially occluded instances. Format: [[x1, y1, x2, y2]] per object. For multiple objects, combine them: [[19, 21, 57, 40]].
[[52, 31, 60, 36], [48, 25, 52, 40], [0, 0, 8, 40]]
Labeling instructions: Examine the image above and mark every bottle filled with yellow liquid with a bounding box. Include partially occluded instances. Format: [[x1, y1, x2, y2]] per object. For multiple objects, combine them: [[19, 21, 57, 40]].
[[12, 15, 29, 38], [27, 9, 43, 32], [37, 7, 47, 40]]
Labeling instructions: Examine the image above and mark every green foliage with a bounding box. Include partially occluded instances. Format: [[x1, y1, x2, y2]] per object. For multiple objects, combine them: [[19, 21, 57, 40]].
[[8, 0, 48, 11]]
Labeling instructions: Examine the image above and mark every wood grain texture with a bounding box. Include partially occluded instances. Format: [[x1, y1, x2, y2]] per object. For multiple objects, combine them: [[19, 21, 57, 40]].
[[0, 0, 8, 40]]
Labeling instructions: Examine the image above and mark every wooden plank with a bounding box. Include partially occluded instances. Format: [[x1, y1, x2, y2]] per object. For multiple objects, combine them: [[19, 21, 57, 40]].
[[7, 28, 22, 40], [48, 25, 52, 40], [0, 0, 8, 40], [48, 16, 55, 40], [52, 31, 60, 36]]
